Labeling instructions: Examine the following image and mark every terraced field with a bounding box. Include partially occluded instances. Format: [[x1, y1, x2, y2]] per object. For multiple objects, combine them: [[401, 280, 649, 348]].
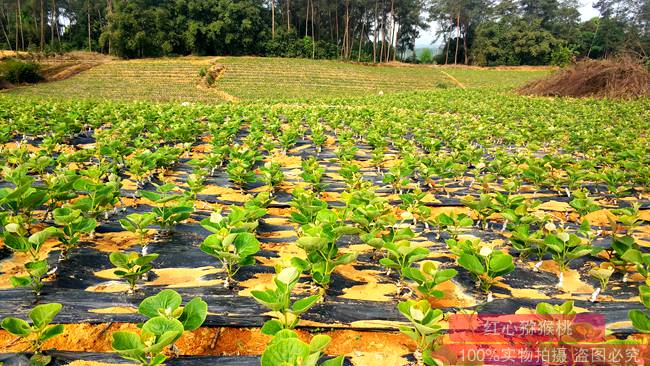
[[2, 57, 647, 366], [5, 57, 550, 103]]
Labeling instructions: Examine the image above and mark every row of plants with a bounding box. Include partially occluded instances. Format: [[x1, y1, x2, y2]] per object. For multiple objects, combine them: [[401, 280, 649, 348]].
[[0, 91, 648, 365]]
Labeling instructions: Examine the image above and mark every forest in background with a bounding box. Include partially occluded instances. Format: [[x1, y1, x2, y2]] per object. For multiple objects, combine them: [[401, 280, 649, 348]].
[[0, 0, 648, 66]]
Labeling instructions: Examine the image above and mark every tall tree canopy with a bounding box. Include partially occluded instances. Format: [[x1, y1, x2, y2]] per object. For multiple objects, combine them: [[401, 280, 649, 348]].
[[0, 0, 647, 65]]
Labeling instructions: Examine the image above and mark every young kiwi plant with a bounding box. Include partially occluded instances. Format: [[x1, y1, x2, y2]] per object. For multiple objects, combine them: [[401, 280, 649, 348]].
[[119, 213, 157, 256], [251, 266, 321, 335], [448, 239, 515, 302], [398, 300, 446, 366], [109, 251, 159, 295], [134, 289, 208, 355], [52, 207, 97, 261], [260, 329, 345, 366], [1, 303, 64, 366], [199, 208, 262, 288], [2, 225, 59, 297]]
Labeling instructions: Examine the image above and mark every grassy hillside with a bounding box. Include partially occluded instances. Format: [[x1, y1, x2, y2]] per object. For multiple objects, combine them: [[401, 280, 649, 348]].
[[5, 56, 550, 103]]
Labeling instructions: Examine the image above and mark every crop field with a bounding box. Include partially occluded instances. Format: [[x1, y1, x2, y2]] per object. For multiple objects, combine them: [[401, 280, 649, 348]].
[[0, 59, 649, 366], [4, 57, 549, 103]]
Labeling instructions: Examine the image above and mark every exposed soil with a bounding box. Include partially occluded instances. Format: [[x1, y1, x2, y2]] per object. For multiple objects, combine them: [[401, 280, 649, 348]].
[[0, 324, 413, 362], [519, 56, 650, 99]]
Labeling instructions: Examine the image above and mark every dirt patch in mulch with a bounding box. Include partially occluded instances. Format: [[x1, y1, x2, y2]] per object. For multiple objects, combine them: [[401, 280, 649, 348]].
[[519, 56, 650, 99]]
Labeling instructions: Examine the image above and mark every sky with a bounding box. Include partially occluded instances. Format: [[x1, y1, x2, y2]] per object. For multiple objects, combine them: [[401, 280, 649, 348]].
[[415, 1, 601, 48]]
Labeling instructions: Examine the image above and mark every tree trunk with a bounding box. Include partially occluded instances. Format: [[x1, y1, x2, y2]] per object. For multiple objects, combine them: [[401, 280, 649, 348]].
[[87, 7, 92, 52], [463, 26, 468, 64], [386, 0, 394, 63], [16, 0, 23, 51], [357, 15, 364, 62], [0, 8, 12, 51], [454, 10, 460, 65], [271, 0, 275, 38], [305, 0, 309, 37], [335, 3, 339, 56], [106, 0, 112, 53], [380, 0, 385, 63], [444, 28, 450, 65], [311, 0, 315, 58], [287, 0, 291, 31], [50, 0, 54, 46], [328, 6, 332, 41], [372, 0, 378, 63], [39, 0, 44, 52], [15, 5, 19, 51], [343, 0, 349, 59], [393, 23, 394, 61]]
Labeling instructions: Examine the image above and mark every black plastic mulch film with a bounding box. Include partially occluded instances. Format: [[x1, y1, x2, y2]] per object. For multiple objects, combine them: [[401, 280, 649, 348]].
[[0, 129, 648, 364]]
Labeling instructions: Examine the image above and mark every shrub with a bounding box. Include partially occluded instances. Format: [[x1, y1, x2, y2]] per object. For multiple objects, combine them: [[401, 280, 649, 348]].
[[550, 46, 575, 66], [419, 48, 433, 64], [0, 60, 44, 84]]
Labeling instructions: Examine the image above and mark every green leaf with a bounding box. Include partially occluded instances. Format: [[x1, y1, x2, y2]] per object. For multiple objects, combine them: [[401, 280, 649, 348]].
[[489, 253, 514, 273], [630, 310, 650, 333], [622, 249, 643, 264], [29, 303, 62, 329], [40, 324, 65, 342], [296, 236, 328, 252], [134, 253, 159, 266], [640, 285, 650, 310], [111, 331, 144, 351], [10, 276, 31, 287], [28, 227, 60, 247], [145, 330, 181, 354], [292, 294, 321, 314], [109, 252, 130, 269], [1, 317, 31, 336], [141, 317, 184, 339], [260, 338, 311, 366], [309, 334, 331, 353], [139, 290, 183, 318], [29, 354, 52, 366], [458, 254, 485, 274], [149, 353, 168, 366], [261, 319, 284, 336], [233, 232, 260, 260], [179, 297, 208, 331], [320, 356, 345, 366]]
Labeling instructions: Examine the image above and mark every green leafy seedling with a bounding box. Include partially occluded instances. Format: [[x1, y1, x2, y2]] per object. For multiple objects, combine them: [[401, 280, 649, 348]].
[[53, 207, 97, 260], [138, 289, 208, 333], [200, 229, 260, 288], [1, 303, 64, 366], [3, 225, 59, 296], [260, 329, 344, 366], [139, 183, 193, 232], [457, 244, 515, 297], [260, 161, 285, 193], [404, 261, 458, 299], [398, 300, 444, 366], [629, 285, 650, 333], [119, 213, 156, 255], [109, 251, 159, 294], [251, 266, 321, 335], [112, 317, 184, 366]]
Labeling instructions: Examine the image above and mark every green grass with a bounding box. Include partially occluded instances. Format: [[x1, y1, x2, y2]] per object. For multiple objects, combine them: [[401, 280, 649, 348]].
[[7, 57, 226, 103], [215, 57, 452, 100], [438, 66, 552, 89], [4, 56, 551, 103]]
